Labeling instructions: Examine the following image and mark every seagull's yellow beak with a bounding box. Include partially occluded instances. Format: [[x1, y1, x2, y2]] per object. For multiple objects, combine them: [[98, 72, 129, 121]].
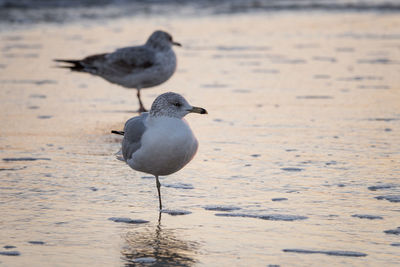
[[188, 106, 208, 114]]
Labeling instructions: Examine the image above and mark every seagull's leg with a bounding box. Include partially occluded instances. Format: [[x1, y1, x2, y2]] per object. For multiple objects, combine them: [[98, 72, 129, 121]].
[[155, 175, 162, 210], [136, 88, 147, 113]]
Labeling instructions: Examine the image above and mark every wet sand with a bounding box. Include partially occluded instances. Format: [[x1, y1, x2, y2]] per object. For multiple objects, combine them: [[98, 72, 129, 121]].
[[1, 12, 400, 266]]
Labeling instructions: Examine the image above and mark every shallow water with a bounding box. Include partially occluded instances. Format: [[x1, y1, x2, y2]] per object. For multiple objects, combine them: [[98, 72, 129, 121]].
[[1, 11, 400, 266]]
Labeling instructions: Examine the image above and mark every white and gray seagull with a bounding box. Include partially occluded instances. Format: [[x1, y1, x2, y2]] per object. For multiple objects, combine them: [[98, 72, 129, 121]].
[[55, 30, 181, 112], [112, 92, 207, 210]]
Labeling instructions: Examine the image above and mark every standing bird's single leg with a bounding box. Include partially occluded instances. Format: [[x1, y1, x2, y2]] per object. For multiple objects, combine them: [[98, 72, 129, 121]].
[[136, 88, 147, 113], [155, 175, 162, 210]]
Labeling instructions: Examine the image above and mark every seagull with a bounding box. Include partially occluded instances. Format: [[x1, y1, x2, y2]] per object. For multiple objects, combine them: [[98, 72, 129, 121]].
[[112, 92, 207, 210], [55, 30, 181, 112]]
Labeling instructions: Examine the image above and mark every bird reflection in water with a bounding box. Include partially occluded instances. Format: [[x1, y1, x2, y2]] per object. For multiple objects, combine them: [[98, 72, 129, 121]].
[[121, 213, 198, 266]]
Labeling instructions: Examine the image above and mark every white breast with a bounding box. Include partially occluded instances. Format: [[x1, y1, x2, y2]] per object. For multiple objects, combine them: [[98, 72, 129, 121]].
[[128, 116, 198, 176]]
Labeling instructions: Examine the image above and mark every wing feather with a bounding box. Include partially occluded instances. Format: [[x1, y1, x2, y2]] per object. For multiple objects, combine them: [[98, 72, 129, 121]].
[[122, 113, 149, 160]]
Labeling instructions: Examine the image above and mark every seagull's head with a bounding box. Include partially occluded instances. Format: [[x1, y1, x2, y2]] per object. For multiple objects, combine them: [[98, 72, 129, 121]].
[[150, 92, 207, 118], [147, 30, 182, 50]]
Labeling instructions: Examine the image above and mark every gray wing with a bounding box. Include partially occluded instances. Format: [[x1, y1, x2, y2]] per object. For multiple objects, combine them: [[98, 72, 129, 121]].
[[55, 45, 156, 76], [101, 46, 156, 75], [122, 112, 149, 161]]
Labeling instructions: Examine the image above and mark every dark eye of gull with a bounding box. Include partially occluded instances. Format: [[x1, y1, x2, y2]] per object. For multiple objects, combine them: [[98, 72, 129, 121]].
[[173, 102, 182, 107]]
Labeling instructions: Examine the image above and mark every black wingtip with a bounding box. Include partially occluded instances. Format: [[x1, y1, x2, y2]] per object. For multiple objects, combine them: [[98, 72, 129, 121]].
[[111, 130, 124, 136]]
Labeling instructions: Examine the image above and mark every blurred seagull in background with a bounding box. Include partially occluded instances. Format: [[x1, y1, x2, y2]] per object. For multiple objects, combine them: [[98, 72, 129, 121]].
[[55, 30, 181, 112], [111, 92, 207, 210]]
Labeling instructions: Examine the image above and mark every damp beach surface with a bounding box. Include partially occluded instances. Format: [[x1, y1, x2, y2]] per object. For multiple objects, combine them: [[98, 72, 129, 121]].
[[1, 4, 400, 267]]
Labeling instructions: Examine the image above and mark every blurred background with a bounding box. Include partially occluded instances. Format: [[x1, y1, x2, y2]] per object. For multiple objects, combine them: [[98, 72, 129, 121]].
[[0, 1, 399, 266], [1, 0, 400, 24]]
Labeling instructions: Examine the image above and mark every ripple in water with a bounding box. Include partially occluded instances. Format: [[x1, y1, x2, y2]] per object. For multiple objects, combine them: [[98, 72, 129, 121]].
[[28, 241, 45, 245], [272, 198, 288, 202], [0, 251, 20, 256], [384, 227, 400, 235], [351, 214, 383, 220], [283, 249, 367, 257], [203, 205, 242, 211], [215, 213, 307, 221], [161, 210, 192, 216], [375, 195, 400, 203], [163, 183, 194, 190], [368, 184, 397, 191], [2, 157, 51, 161], [281, 167, 303, 172], [108, 217, 149, 224]]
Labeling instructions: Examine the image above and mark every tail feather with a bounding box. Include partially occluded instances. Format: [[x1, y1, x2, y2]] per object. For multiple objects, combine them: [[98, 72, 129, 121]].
[[111, 130, 125, 136]]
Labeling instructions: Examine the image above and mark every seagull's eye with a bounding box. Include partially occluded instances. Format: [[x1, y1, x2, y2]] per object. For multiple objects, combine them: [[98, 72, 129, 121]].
[[173, 102, 182, 107]]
